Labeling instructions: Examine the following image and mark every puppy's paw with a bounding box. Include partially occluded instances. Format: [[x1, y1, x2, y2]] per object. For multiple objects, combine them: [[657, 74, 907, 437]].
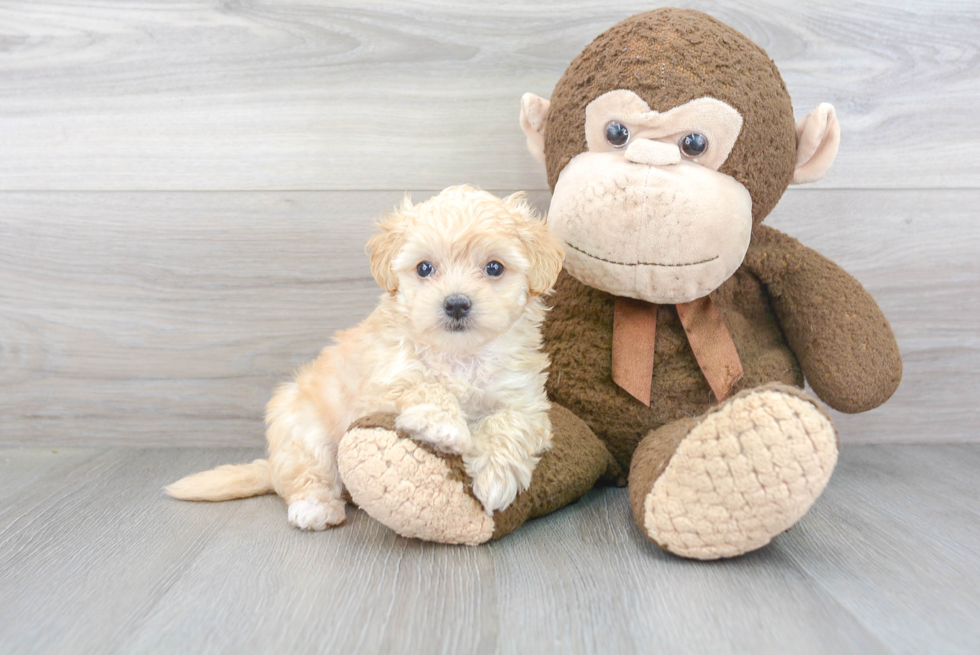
[[396, 404, 472, 454], [287, 496, 346, 531], [465, 453, 536, 515]]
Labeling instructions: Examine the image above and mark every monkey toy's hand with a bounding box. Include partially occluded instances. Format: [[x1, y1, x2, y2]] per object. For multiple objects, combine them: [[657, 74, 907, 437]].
[[745, 225, 902, 413]]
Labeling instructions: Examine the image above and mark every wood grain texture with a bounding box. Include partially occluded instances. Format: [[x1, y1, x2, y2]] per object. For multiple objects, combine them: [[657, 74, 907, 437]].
[[1, 188, 976, 446], [778, 444, 980, 654], [1, 445, 978, 654], [0, 0, 977, 191]]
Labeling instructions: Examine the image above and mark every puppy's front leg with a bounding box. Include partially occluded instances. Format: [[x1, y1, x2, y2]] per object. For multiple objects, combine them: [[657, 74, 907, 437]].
[[394, 382, 472, 454], [465, 409, 552, 514]]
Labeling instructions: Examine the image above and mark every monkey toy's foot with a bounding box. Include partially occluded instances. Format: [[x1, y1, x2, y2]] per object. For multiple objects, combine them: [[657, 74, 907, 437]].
[[337, 406, 614, 545], [629, 383, 838, 560], [338, 413, 495, 545]]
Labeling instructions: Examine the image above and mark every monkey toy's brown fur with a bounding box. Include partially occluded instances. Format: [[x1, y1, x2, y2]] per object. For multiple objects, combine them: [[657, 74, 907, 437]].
[[338, 9, 902, 558]]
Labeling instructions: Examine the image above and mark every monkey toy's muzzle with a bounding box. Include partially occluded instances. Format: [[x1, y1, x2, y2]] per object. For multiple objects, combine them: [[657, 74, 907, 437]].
[[547, 151, 753, 305]]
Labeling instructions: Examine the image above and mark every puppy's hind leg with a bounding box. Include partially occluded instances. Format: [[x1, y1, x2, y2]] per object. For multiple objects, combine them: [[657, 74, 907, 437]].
[[266, 382, 347, 531]]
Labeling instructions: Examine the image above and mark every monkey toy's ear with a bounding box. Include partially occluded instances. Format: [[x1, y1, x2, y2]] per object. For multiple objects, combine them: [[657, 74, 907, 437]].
[[792, 103, 841, 184], [519, 93, 551, 165]]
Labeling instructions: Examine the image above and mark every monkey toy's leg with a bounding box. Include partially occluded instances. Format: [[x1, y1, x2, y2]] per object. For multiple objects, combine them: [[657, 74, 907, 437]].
[[629, 383, 838, 560], [337, 404, 616, 544]]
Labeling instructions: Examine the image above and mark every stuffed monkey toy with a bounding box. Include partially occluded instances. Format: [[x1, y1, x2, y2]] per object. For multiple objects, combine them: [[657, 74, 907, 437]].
[[337, 8, 902, 559]]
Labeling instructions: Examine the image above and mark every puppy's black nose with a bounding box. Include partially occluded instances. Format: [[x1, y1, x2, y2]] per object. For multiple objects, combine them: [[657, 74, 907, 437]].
[[443, 294, 472, 320]]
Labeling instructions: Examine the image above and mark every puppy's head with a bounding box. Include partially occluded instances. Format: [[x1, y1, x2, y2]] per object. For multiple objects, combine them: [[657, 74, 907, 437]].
[[366, 185, 564, 352]]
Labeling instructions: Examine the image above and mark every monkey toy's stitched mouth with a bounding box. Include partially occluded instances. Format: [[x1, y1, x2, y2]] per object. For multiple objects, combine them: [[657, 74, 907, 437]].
[[566, 242, 719, 268]]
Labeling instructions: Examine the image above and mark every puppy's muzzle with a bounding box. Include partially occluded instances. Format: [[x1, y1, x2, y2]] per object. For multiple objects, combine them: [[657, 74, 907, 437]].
[[443, 294, 472, 331]]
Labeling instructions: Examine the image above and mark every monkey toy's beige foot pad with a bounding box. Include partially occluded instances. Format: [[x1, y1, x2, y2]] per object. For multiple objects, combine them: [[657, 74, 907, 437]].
[[338, 413, 496, 545], [632, 384, 838, 560]]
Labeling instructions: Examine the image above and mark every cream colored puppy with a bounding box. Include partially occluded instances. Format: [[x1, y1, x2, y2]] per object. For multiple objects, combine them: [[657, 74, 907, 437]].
[[167, 186, 565, 530]]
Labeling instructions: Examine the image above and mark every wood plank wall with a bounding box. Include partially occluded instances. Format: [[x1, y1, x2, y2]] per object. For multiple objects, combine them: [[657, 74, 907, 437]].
[[1, 1, 977, 445]]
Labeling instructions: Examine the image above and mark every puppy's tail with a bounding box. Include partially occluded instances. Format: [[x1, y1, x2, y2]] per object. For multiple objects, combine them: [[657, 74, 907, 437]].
[[165, 459, 273, 501]]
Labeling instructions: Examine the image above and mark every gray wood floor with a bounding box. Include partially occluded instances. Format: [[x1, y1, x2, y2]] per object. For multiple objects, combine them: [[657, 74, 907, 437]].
[[1, 444, 978, 654]]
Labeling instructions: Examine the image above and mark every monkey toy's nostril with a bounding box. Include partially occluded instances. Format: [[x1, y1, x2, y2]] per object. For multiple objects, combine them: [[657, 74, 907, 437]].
[[443, 294, 472, 320]]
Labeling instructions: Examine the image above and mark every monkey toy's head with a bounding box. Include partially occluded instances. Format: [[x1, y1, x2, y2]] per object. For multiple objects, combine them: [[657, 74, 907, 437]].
[[520, 8, 840, 304]]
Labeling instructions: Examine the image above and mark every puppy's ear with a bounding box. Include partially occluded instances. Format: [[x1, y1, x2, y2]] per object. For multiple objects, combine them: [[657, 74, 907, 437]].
[[366, 198, 411, 294], [507, 194, 565, 295], [524, 221, 565, 295]]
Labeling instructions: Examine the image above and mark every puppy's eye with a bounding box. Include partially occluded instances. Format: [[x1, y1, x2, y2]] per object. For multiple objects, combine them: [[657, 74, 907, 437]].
[[605, 121, 630, 148], [416, 261, 434, 278], [484, 261, 504, 277], [679, 133, 708, 158]]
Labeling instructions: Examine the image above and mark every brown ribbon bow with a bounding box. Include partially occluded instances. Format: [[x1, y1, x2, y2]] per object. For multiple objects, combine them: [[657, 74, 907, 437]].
[[611, 295, 743, 406]]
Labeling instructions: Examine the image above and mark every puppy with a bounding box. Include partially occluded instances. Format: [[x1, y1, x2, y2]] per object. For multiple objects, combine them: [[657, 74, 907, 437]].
[[166, 186, 565, 530]]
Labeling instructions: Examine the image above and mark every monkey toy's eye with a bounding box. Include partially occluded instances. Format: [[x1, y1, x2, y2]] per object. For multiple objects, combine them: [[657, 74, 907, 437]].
[[416, 261, 434, 278], [604, 121, 630, 148], [679, 133, 708, 158], [484, 261, 504, 277]]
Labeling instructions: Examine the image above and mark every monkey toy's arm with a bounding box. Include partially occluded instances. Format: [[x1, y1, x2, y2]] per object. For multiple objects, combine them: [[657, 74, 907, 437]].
[[743, 225, 902, 413]]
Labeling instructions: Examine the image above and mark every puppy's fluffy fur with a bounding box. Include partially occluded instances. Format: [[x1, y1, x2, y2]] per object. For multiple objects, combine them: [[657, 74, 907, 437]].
[[167, 186, 565, 530]]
